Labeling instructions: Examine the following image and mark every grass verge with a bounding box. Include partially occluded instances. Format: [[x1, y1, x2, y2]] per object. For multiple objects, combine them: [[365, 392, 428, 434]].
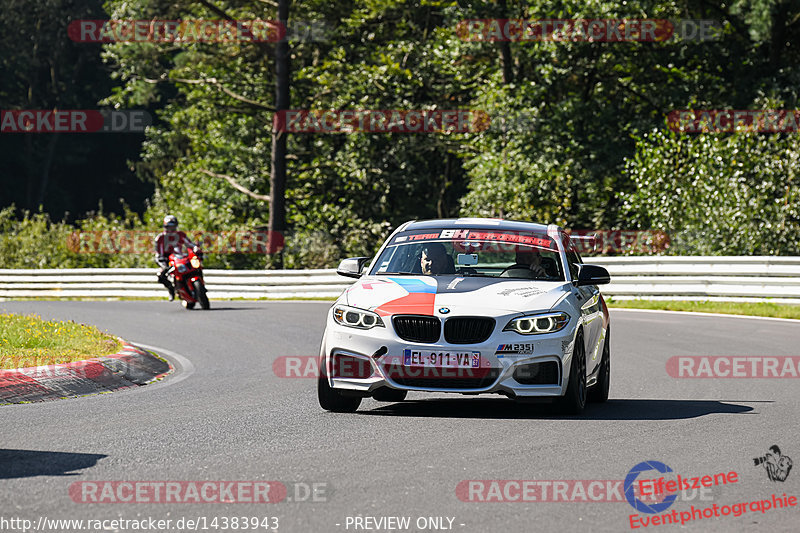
[[606, 299, 800, 320], [0, 313, 122, 370]]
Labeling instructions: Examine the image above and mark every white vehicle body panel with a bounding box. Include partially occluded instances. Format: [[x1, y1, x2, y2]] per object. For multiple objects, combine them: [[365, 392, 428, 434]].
[[320, 219, 609, 400]]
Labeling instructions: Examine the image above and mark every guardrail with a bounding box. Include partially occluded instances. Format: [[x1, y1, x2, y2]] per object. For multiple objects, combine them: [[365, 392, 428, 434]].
[[0, 256, 798, 302], [0, 269, 351, 299], [592, 256, 800, 303]]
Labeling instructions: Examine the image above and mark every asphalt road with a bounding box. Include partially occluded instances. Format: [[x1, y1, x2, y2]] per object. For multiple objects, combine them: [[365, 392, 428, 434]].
[[1, 301, 799, 532]]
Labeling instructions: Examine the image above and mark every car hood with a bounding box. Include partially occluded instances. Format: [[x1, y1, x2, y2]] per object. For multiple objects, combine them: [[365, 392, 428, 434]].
[[343, 275, 570, 317]]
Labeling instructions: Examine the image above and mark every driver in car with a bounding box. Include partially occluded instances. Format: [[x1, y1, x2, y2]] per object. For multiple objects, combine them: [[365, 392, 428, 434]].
[[514, 248, 548, 278], [420, 243, 452, 275]]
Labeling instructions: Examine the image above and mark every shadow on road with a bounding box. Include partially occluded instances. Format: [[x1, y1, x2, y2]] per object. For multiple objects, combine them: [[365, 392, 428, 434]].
[[0, 449, 107, 479], [359, 398, 762, 420], [196, 307, 265, 311]]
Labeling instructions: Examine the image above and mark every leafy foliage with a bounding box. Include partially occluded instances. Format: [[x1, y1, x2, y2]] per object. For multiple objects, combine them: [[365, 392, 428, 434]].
[[1, 0, 799, 267], [624, 127, 800, 255]]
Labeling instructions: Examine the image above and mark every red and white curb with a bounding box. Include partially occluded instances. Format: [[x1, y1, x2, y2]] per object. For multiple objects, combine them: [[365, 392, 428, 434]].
[[0, 343, 172, 404]]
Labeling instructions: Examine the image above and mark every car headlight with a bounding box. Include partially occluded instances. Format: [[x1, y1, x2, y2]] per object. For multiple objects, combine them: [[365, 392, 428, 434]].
[[504, 312, 570, 335], [333, 305, 385, 330]]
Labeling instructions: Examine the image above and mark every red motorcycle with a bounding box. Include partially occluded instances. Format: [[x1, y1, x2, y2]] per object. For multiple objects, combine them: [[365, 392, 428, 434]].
[[168, 247, 210, 310]]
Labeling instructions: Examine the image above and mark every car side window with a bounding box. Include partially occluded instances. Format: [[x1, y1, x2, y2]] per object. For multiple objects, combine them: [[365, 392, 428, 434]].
[[562, 235, 582, 279], [566, 251, 581, 279]]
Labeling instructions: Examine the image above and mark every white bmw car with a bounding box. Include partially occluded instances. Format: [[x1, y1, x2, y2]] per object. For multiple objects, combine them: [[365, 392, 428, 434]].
[[317, 218, 611, 414]]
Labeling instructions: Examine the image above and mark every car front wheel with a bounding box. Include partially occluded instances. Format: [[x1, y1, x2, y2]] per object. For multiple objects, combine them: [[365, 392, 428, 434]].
[[558, 331, 587, 415], [317, 356, 362, 413], [588, 327, 610, 403]]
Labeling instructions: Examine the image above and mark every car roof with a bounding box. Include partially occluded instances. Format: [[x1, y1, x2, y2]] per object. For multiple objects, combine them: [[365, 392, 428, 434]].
[[400, 218, 556, 233]]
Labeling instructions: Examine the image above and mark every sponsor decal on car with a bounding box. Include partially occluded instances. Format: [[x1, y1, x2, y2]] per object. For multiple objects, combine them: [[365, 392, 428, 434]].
[[445, 278, 464, 290], [497, 287, 546, 297], [495, 343, 534, 356], [373, 277, 437, 316], [389, 229, 557, 252]]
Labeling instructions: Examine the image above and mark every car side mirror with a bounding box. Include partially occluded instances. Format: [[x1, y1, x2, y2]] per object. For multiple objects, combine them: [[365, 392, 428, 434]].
[[574, 264, 610, 286], [336, 257, 371, 279]]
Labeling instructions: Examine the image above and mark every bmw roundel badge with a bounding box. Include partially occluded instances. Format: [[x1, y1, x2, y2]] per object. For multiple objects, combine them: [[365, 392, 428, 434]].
[[439, 307, 450, 314]]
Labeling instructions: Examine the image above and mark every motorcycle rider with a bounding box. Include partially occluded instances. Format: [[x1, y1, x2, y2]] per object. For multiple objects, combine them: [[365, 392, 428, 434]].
[[155, 215, 201, 300]]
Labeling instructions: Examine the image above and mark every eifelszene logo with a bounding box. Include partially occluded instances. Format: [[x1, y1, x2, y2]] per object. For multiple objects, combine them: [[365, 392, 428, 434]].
[[624, 461, 738, 515], [625, 461, 678, 514]]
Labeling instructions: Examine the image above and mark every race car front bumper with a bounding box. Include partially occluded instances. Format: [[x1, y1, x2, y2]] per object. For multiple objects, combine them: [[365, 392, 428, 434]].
[[323, 313, 578, 398]]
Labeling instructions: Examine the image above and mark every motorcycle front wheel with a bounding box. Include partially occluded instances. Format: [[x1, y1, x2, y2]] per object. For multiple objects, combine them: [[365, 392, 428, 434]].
[[194, 279, 210, 310]]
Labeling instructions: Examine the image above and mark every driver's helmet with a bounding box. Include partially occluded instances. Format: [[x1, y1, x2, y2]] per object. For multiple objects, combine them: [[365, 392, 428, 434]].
[[163, 214, 179, 232]]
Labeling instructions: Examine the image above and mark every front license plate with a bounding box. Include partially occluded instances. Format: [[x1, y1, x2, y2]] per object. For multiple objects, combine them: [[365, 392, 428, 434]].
[[403, 349, 480, 368]]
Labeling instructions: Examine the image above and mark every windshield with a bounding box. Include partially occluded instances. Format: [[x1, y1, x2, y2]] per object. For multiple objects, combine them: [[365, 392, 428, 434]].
[[369, 229, 565, 281]]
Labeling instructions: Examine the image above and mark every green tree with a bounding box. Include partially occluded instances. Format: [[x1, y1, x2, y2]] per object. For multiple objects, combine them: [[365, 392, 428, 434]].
[[623, 127, 800, 255]]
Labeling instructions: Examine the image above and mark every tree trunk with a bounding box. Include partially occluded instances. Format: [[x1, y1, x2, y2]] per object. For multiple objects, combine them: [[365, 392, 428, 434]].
[[497, 0, 514, 84], [36, 133, 60, 208], [268, 0, 290, 268]]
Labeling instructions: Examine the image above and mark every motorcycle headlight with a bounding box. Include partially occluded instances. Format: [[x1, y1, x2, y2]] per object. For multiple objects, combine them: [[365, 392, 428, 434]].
[[504, 312, 570, 335], [190, 257, 201, 268], [176, 263, 188, 272], [333, 305, 385, 330]]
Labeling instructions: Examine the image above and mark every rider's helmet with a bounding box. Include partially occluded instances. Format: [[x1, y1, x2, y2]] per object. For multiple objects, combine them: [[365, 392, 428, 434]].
[[163, 214, 178, 232]]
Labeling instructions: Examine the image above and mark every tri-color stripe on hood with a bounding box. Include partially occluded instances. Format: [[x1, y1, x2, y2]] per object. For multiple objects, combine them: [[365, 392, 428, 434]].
[[343, 275, 569, 316]]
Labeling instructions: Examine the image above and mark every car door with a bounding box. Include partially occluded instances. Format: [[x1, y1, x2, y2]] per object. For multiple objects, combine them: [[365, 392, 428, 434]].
[[563, 237, 603, 375]]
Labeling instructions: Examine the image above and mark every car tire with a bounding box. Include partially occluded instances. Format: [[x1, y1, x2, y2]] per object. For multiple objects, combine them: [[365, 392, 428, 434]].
[[557, 331, 587, 415], [588, 327, 610, 403], [317, 357, 362, 413], [372, 388, 407, 402]]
